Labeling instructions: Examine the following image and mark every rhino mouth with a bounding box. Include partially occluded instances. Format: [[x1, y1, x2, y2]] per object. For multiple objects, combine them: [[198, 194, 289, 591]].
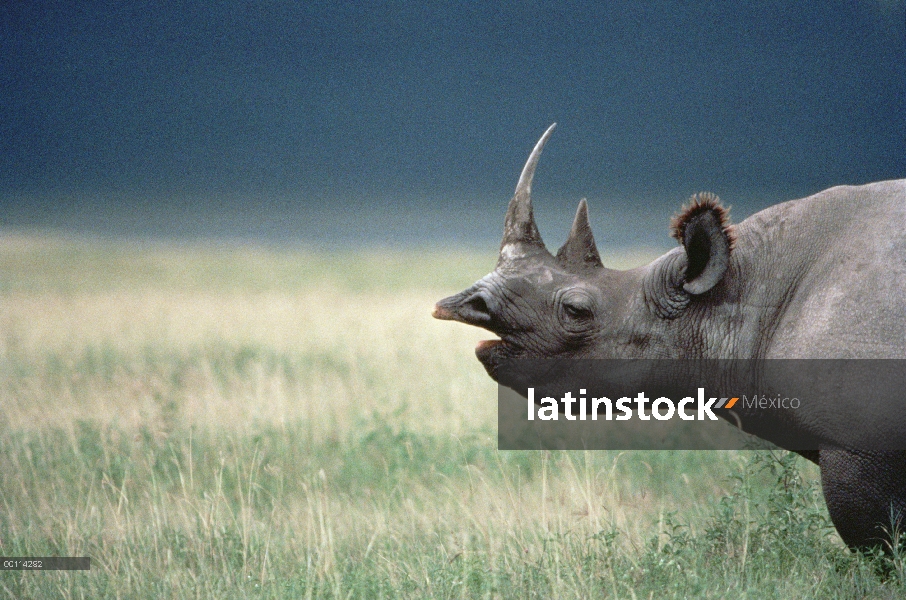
[[433, 296, 517, 381], [475, 338, 513, 381]]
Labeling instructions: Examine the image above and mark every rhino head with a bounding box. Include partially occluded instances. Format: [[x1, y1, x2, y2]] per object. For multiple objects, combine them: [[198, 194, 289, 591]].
[[433, 132, 906, 553], [433, 123, 736, 379]]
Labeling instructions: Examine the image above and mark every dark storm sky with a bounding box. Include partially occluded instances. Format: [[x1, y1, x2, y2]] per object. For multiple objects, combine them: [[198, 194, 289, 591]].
[[1, 1, 904, 247]]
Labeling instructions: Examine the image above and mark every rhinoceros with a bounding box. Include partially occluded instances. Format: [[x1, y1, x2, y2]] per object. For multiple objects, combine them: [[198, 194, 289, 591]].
[[433, 123, 906, 551]]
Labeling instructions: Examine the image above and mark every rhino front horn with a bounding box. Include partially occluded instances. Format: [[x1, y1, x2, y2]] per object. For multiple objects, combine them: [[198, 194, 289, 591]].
[[499, 123, 557, 264], [556, 198, 602, 269]]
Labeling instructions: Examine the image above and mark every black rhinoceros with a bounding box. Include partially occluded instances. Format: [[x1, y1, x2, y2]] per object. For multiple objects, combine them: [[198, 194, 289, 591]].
[[433, 124, 906, 550]]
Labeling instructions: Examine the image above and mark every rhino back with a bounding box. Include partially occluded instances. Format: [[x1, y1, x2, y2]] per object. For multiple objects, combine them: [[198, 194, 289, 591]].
[[738, 179, 906, 358]]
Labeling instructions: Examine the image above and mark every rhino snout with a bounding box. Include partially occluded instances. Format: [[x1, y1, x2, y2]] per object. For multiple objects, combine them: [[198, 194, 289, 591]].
[[432, 290, 494, 327]]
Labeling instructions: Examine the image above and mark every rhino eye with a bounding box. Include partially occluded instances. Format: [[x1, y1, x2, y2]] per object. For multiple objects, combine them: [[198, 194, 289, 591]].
[[559, 292, 595, 323], [563, 302, 593, 320]]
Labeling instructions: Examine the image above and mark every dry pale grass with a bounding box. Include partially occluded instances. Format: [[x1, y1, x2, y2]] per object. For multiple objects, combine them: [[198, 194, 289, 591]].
[[0, 287, 495, 436]]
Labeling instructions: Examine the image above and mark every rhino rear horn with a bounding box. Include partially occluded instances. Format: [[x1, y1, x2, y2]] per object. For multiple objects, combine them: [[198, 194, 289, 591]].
[[499, 123, 557, 264], [556, 198, 602, 269]]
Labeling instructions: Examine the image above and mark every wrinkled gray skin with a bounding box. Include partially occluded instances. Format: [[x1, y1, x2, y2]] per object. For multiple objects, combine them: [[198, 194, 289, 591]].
[[433, 124, 906, 551]]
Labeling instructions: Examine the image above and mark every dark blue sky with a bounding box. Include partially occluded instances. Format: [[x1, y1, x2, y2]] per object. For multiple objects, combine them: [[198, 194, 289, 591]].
[[1, 1, 903, 246]]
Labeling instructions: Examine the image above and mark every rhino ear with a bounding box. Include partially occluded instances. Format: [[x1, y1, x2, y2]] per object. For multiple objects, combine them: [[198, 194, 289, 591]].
[[556, 199, 603, 269], [671, 193, 734, 295]]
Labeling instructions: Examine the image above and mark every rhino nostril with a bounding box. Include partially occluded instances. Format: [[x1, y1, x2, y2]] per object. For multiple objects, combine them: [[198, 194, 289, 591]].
[[465, 294, 492, 321]]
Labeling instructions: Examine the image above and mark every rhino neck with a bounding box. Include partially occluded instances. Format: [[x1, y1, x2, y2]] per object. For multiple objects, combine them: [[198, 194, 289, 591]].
[[634, 207, 816, 359], [706, 202, 824, 359]]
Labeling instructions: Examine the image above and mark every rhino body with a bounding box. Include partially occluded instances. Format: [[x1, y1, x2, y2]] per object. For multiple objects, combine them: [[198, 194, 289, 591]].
[[433, 124, 906, 550]]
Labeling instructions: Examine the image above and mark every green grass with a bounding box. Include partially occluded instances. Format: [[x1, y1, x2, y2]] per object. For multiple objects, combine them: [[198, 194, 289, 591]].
[[0, 233, 902, 598]]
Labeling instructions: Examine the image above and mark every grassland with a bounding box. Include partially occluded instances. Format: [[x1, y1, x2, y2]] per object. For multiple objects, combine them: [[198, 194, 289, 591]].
[[0, 233, 902, 598]]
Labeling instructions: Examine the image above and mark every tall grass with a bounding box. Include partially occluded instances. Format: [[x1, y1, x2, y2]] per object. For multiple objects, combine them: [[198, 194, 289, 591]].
[[0, 234, 901, 598]]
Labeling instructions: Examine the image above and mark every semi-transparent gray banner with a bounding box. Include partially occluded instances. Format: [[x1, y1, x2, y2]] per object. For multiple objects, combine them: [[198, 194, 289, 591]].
[[497, 360, 906, 450]]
